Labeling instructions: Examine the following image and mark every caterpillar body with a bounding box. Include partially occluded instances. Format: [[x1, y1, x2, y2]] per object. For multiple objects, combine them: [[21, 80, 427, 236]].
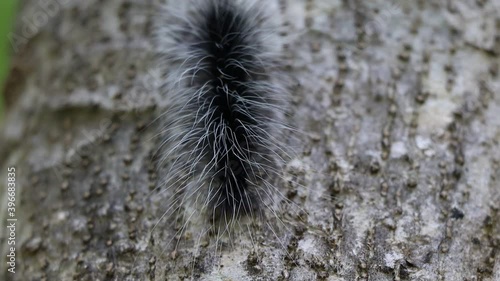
[[155, 0, 291, 240]]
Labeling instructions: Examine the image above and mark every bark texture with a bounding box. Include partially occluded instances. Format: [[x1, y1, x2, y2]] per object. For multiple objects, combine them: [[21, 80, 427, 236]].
[[1, 0, 500, 280]]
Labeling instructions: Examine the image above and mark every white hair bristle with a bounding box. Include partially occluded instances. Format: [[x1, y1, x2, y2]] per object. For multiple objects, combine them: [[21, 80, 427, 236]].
[[152, 0, 295, 255]]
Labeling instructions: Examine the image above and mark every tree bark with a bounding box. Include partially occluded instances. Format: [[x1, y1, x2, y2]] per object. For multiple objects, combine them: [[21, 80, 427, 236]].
[[1, 0, 499, 280]]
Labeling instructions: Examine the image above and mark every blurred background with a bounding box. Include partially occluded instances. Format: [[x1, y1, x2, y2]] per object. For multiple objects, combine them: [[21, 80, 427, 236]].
[[0, 0, 17, 120]]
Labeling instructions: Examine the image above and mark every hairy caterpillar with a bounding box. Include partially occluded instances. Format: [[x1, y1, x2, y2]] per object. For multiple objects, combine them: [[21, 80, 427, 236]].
[[153, 0, 293, 245]]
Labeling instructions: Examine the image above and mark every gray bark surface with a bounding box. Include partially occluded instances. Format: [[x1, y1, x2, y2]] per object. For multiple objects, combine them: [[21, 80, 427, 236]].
[[1, 0, 499, 280]]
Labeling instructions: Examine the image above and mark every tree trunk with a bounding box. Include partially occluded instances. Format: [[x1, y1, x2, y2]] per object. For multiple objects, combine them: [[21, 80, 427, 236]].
[[1, 0, 499, 280]]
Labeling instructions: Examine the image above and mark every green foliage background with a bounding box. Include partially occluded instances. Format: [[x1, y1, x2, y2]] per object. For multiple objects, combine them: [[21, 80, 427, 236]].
[[0, 0, 17, 119]]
